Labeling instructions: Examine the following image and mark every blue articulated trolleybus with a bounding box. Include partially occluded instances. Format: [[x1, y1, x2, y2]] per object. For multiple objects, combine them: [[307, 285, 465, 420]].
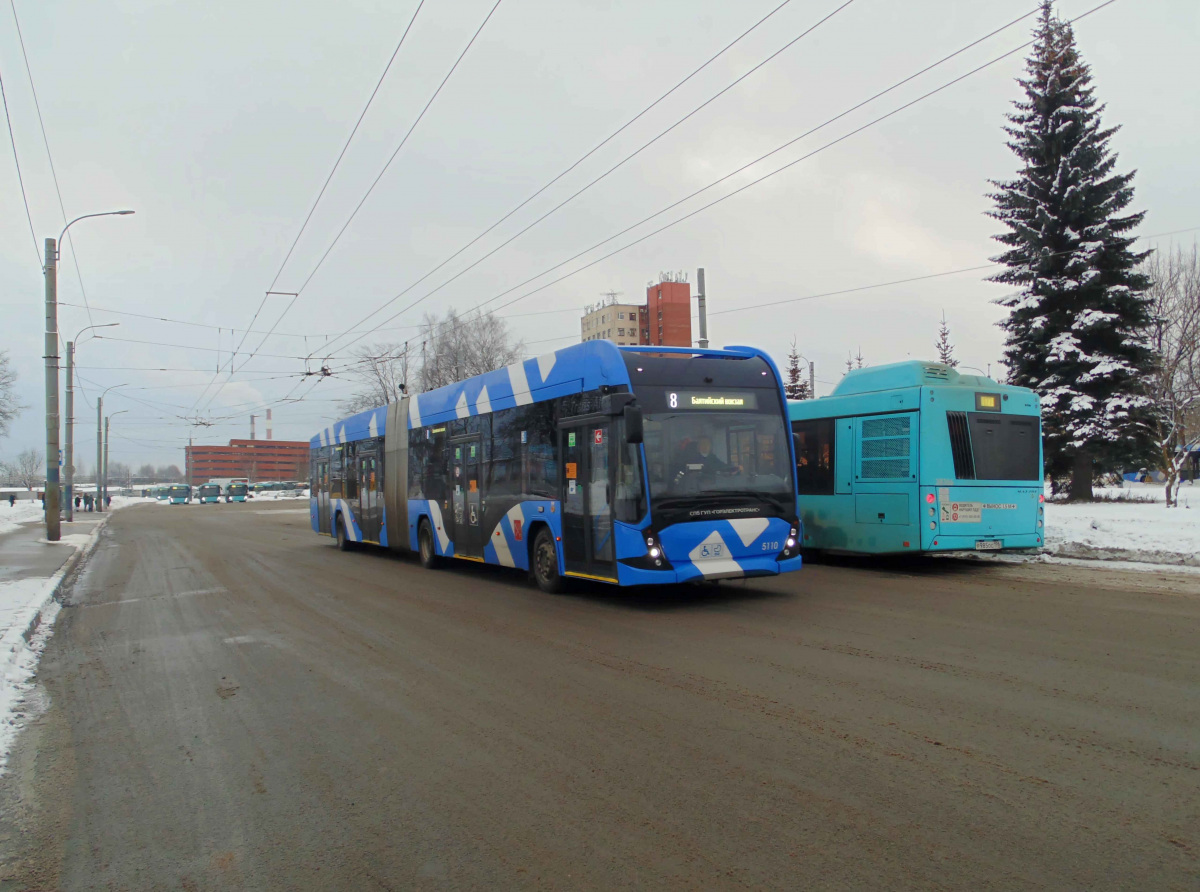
[[788, 362, 1044, 554], [310, 341, 803, 591]]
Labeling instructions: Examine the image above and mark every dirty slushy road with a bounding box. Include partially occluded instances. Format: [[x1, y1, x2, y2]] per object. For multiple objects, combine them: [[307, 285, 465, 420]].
[[1, 501, 1197, 889]]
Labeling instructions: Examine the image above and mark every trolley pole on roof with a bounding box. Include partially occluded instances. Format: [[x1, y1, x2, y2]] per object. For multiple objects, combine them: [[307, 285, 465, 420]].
[[696, 267, 709, 349]]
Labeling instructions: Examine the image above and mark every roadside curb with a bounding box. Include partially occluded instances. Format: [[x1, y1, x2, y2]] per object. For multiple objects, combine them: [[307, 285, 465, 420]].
[[1, 516, 111, 671]]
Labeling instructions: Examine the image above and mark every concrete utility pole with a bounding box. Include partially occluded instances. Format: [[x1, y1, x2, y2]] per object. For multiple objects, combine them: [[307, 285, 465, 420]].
[[44, 238, 61, 540], [41, 210, 134, 531], [64, 340, 74, 522], [103, 415, 109, 508], [809, 361, 815, 400], [63, 322, 121, 523], [97, 396, 103, 511], [696, 267, 709, 349]]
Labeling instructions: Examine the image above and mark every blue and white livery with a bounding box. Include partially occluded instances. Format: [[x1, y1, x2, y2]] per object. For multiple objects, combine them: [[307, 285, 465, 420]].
[[310, 341, 803, 591]]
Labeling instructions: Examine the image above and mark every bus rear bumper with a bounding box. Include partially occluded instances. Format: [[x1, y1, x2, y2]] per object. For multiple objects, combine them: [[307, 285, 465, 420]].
[[923, 532, 1043, 553]]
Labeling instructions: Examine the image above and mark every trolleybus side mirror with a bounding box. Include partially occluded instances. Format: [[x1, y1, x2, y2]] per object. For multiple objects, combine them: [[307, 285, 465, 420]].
[[624, 405, 644, 444]]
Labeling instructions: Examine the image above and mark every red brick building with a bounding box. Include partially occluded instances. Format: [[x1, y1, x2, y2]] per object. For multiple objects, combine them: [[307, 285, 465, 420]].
[[641, 279, 692, 347], [186, 439, 308, 485]]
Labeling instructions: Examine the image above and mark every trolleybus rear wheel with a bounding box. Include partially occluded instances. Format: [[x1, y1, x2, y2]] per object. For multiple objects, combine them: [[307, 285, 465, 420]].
[[531, 528, 565, 594], [336, 517, 353, 551], [418, 519, 440, 569]]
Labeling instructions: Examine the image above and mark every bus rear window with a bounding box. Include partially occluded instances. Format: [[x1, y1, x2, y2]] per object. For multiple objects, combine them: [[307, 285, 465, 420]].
[[953, 413, 1040, 481]]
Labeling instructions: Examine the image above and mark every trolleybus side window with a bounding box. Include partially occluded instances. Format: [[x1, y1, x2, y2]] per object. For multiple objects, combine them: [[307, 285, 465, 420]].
[[792, 418, 835, 495]]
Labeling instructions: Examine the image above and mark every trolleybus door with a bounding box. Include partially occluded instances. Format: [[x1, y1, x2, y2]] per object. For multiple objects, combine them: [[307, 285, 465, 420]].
[[449, 435, 483, 557], [560, 422, 616, 580], [357, 446, 381, 543], [317, 457, 331, 534]]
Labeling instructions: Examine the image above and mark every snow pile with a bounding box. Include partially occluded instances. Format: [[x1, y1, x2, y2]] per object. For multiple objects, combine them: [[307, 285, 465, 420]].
[[0, 517, 110, 771], [1044, 483, 1200, 567], [0, 500, 45, 535], [0, 494, 154, 535]]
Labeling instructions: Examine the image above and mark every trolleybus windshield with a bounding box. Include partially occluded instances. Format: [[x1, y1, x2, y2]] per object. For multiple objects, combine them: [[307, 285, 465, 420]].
[[623, 354, 795, 520]]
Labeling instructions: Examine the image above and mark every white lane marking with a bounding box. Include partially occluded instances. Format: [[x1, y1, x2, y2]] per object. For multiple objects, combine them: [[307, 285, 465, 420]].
[[94, 587, 227, 607], [728, 517, 771, 547]]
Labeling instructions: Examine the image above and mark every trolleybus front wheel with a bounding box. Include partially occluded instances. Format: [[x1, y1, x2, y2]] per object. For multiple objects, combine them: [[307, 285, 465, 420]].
[[531, 528, 565, 594], [418, 519, 440, 569]]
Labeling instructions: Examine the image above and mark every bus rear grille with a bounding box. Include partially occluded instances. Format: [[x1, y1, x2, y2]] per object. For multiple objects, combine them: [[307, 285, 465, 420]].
[[861, 458, 909, 478], [947, 411, 976, 479]]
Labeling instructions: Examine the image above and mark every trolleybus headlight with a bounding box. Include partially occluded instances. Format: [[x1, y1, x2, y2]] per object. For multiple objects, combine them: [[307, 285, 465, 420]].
[[786, 537, 796, 549], [649, 546, 661, 558]]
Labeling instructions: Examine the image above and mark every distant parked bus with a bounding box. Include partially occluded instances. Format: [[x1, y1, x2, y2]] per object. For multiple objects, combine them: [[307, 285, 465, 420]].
[[789, 361, 1044, 555], [197, 483, 221, 504], [225, 482, 248, 502], [310, 341, 803, 591], [168, 484, 192, 505], [153, 485, 169, 501]]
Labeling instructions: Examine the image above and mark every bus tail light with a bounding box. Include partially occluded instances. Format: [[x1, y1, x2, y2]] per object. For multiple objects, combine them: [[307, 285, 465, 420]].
[[926, 493, 936, 504]]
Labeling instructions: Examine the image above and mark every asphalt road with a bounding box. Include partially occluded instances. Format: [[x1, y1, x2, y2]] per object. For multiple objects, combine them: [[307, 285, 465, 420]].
[[1, 501, 1197, 890]]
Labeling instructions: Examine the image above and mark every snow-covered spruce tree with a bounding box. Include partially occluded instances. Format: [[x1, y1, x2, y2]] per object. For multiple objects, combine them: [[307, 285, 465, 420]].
[[784, 339, 810, 400], [987, 2, 1154, 500], [935, 313, 958, 367]]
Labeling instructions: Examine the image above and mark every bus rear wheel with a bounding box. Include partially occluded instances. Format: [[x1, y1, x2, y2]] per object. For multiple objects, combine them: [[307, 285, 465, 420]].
[[531, 528, 565, 594], [418, 519, 440, 569]]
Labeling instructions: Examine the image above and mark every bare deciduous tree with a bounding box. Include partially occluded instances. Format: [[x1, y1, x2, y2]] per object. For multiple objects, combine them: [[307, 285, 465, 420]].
[[338, 343, 411, 416], [417, 309, 524, 392], [1144, 245, 1200, 505], [12, 448, 43, 490], [0, 350, 23, 439]]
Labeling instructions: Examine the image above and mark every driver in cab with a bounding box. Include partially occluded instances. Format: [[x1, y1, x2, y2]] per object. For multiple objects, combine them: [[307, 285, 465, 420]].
[[675, 436, 738, 482]]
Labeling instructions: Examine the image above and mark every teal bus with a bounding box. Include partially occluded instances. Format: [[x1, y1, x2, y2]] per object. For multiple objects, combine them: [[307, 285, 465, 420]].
[[197, 483, 221, 504], [788, 362, 1044, 555], [168, 484, 192, 505], [226, 482, 248, 502], [153, 485, 169, 501]]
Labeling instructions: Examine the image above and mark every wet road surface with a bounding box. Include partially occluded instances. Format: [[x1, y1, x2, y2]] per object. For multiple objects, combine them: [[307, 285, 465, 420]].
[[1, 501, 1197, 889]]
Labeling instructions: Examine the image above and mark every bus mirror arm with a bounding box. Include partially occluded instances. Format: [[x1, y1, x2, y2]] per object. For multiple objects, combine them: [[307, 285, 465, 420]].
[[624, 405, 644, 444]]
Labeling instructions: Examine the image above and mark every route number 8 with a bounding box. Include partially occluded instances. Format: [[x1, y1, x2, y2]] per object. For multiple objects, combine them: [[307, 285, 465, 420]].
[[669, 392, 678, 408]]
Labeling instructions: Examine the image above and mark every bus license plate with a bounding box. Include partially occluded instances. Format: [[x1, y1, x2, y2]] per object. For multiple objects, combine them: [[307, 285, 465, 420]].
[[975, 540, 1002, 551]]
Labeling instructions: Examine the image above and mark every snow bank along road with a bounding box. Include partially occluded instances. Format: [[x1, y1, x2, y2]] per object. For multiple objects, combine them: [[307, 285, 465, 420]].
[[0, 503, 1197, 889]]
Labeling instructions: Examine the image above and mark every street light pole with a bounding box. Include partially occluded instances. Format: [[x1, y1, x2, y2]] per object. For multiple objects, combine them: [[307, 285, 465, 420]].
[[64, 340, 73, 522], [42, 209, 134, 539], [44, 238, 61, 540], [103, 410, 128, 509], [64, 323, 120, 523], [97, 383, 126, 512]]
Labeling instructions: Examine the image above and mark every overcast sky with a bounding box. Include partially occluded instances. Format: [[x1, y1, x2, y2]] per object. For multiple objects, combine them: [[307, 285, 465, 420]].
[[1, 0, 1196, 468]]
